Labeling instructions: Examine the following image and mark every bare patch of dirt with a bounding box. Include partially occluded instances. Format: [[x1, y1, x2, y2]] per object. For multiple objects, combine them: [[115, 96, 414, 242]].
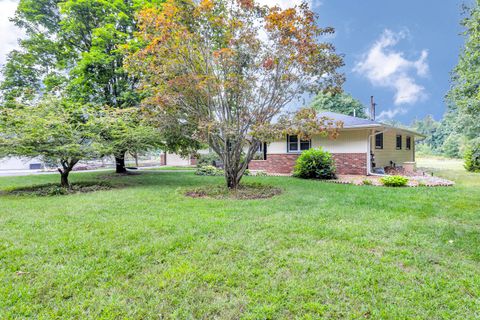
[[185, 183, 282, 200]]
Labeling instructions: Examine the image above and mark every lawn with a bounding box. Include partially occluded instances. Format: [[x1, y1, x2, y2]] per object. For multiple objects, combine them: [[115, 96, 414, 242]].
[[1, 157, 479, 319]]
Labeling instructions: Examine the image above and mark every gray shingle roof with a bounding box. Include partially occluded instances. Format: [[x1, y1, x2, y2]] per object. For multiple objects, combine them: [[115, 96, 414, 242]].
[[317, 111, 425, 137], [317, 111, 382, 128]]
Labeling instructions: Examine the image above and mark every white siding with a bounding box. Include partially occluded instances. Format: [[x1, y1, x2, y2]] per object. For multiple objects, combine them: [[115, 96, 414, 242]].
[[0, 157, 45, 170], [266, 129, 369, 154], [165, 153, 191, 166], [372, 130, 414, 167], [312, 130, 368, 153]]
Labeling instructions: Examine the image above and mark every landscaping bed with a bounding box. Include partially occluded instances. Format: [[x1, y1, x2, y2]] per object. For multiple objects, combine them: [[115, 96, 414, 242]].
[[184, 183, 282, 199], [1, 181, 112, 196], [328, 174, 454, 187]]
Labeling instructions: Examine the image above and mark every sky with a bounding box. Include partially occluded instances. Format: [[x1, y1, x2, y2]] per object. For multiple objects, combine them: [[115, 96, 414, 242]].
[[0, 0, 471, 124]]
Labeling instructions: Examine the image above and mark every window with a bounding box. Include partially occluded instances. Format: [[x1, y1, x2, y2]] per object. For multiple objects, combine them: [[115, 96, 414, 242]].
[[287, 135, 310, 152], [396, 135, 402, 150], [406, 136, 411, 150], [375, 132, 383, 149]]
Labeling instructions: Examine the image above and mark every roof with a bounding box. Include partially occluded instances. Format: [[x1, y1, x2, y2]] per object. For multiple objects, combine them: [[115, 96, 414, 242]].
[[317, 111, 425, 137]]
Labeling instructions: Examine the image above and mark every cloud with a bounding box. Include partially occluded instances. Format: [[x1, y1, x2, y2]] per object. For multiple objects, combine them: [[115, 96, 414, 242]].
[[0, 0, 22, 68], [257, 0, 321, 9], [377, 107, 407, 120], [353, 29, 429, 112]]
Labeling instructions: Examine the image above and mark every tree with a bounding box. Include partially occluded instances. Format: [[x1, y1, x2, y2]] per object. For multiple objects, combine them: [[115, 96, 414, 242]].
[[0, 96, 106, 188], [310, 92, 367, 118], [447, 1, 480, 156], [127, 0, 344, 188], [1, 0, 170, 173]]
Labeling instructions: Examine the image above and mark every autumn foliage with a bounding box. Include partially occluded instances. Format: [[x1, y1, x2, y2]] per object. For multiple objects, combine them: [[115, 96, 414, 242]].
[[127, 0, 344, 188]]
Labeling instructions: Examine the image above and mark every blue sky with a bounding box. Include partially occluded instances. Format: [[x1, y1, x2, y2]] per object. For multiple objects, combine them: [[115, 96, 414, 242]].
[[0, 0, 471, 123], [315, 0, 469, 123]]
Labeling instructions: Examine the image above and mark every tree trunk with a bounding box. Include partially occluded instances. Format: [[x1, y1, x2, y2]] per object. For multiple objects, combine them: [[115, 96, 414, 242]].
[[115, 151, 127, 173], [226, 169, 240, 189], [57, 159, 77, 189], [60, 171, 70, 189]]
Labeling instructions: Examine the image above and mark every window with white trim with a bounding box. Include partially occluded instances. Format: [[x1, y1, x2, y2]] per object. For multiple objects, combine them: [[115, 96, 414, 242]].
[[406, 136, 411, 150], [287, 135, 310, 152]]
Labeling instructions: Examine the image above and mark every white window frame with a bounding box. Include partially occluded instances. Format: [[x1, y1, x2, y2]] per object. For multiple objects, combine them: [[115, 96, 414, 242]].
[[287, 135, 311, 153]]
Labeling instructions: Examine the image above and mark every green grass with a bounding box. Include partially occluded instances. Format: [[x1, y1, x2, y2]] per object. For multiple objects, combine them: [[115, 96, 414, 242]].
[[1, 157, 479, 319]]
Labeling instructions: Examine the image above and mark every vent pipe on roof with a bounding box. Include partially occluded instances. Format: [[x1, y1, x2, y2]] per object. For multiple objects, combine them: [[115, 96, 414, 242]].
[[370, 96, 376, 121]]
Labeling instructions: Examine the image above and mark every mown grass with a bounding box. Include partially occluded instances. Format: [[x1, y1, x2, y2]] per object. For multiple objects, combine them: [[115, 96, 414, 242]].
[[0, 157, 479, 319]]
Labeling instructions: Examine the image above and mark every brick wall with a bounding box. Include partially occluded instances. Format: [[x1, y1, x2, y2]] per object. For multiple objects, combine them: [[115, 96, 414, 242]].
[[331, 153, 367, 175], [249, 153, 367, 175], [249, 154, 300, 174], [160, 153, 166, 166], [190, 156, 197, 166]]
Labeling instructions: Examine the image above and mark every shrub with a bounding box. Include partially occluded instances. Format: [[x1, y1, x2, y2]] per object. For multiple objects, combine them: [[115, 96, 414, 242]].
[[197, 153, 221, 167], [464, 140, 480, 172], [381, 175, 409, 187], [293, 147, 336, 179], [195, 165, 224, 176], [362, 179, 373, 186]]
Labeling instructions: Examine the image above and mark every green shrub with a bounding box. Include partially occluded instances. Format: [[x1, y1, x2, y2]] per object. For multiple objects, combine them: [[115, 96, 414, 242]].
[[254, 171, 268, 176], [362, 179, 373, 185], [197, 153, 221, 167], [464, 140, 480, 172], [381, 175, 409, 187], [195, 165, 224, 176], [293, 147, 336, 179]]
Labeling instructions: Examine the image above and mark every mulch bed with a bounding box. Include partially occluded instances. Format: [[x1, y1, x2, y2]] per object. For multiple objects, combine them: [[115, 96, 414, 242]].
[[2, 181, 113, 197], [185, 183, 282, 200], [326, 174, 454, 187]]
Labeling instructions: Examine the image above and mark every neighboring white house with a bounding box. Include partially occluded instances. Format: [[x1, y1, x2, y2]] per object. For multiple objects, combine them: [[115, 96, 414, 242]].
[[0, 157, 45, 171]]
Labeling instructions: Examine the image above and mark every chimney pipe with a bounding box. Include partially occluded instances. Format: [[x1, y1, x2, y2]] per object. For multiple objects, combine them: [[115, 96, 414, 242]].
[[370, 96, 376, 121]]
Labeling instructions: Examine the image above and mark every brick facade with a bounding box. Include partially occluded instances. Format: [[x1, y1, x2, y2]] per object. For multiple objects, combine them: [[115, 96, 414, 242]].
[[249, 154, 300, 174], [331, 153, 367, 175], [249, 153, 367, 175]]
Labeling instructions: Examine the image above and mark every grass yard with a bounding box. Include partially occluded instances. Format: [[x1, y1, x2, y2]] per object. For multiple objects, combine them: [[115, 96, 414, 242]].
[[1, 157, 479, 319]]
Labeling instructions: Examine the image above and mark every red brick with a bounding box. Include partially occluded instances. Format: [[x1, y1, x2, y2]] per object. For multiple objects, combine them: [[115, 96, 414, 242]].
[[249, 153, 367, 175]]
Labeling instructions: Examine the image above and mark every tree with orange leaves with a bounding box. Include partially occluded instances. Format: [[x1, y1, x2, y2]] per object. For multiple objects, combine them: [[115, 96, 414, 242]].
[[127, 0, 344, 188]]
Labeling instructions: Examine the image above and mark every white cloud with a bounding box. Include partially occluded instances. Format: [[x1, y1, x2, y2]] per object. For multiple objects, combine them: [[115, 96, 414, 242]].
[[377, 107, 407, 120], [257, 0, 320, 9], [0, 0, 22, 68], [353, 29, 429, 112]]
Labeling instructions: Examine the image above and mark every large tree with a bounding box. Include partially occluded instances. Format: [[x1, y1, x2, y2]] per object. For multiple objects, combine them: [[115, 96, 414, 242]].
[[1, 0, 176, 173], [0, 96, 106, 188], [310, 92, 368, 118], [448, 1, 480, 143], [127, 0, 344, 188]]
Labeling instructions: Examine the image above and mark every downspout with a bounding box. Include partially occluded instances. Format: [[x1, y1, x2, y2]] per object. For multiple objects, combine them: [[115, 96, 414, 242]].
[[367, 129, 388, 176]]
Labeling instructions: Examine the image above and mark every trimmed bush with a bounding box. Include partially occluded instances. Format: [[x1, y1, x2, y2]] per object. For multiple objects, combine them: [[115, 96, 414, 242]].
[[464, 141, 480, 172], [195, 165, 224, 176], [381, 175, 409, 187], [293, 147, 336, 179]]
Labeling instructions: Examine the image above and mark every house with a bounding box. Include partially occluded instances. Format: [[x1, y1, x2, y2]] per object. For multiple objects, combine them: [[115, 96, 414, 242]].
[[248, 111, 424, 175], [159, 149, 210, 166], [0, 157, 45, 171]]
